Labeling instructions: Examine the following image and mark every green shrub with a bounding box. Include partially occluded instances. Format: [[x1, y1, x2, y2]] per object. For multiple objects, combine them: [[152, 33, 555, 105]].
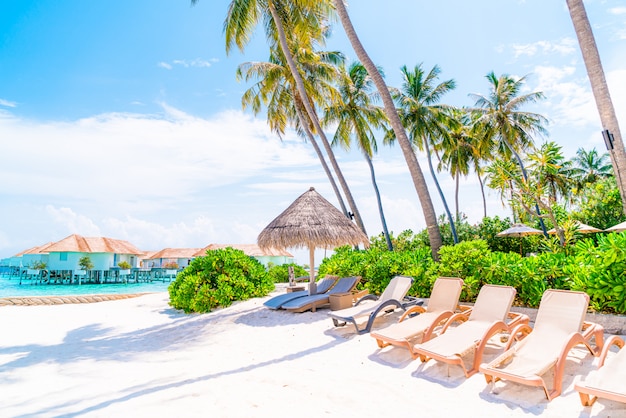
[[117, 261, 131, 270], [168, 248, 273, 313], [267, 263, 308, 283], [565, 234, 626, 314]]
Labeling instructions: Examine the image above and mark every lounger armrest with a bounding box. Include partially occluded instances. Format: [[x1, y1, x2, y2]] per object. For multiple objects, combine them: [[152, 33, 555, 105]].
[[597, 335, 625, 368], [440, 311, 470, 333], [401, 296, 423, 309], [581, 321, 605, 354], [399, 305, 426, 322], [355, 294, 378, 306], [507, 312, 530, 329], [505, 323, 533, 350]]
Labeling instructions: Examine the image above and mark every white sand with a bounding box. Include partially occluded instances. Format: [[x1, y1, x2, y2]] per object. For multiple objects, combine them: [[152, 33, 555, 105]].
[[1, 288, 625, 418]]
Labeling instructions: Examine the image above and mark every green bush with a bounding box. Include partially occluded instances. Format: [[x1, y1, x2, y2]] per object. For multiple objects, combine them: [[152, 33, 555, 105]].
[[566, 234, 626, 313], [267, 263, 308, 283], [168, 248, 274, 313]]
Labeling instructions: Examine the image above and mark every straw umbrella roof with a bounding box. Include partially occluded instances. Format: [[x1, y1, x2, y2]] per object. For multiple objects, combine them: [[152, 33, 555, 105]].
[[258, 187, 368, 294], [496, 223, 544, 238], [257, 187, 369, 251], [547, 221, 601, 234], [606, 220, 626, 233]]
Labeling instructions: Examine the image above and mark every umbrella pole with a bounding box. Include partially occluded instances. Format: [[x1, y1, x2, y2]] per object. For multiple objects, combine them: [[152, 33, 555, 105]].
[[308, 247, 316, 296]]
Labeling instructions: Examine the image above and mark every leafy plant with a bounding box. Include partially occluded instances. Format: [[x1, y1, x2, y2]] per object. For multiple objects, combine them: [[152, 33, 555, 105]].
[[267, 263, 308, 283], [168, 248, 274, 313], [117, 261, 132, 269], [78, 256, 94, 270], [31, 261, 47, 270]]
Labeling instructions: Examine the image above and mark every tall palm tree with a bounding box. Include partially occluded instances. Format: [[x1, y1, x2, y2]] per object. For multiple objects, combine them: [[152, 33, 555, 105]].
[[470, 72, 549, 234], [570, 147, 612, 187], [323, 62, 393, 250], [567, 0, 626, 215], [440, 108, 478, 219], [391, 64, 458, 243], [330, 0, 443, 258], [237, 48, 349, 217], [203, 0, 368, 235]]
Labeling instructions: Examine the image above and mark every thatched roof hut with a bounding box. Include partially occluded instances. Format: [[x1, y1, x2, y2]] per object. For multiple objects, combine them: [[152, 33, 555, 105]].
[[258, 187, 369, 293]]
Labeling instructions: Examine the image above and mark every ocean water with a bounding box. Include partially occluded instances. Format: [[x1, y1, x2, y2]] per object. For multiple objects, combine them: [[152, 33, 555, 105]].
[[0, 275, 171, 298]]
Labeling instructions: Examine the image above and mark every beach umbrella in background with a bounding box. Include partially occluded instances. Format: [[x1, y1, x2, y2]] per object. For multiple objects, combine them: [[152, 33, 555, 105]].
[[547, 221, 601, 234], [258, 187, 369, 295], [496, 223, 544, 255], [605, 220, 626, 233]]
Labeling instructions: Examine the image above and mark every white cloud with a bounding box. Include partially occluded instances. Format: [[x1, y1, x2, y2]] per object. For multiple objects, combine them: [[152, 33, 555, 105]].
[[160, 59, 215, 69], [510, 38, 577, 59], [0, 99, 16, 108], [609, 7, 626, 15]]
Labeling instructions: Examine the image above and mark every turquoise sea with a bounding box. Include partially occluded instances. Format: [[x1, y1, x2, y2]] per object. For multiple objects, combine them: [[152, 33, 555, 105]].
[[0, 275, 171, 298]]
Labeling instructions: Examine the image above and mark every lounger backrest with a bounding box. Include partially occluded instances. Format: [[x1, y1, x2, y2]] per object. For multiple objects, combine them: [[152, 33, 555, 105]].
[[427, 277, 464, 313], [469, 284, 516, 323], [328, 276, 360, 294], [316, 276, 339, 294], [378, 275, 413, 302], [533, 289, 589, 336]]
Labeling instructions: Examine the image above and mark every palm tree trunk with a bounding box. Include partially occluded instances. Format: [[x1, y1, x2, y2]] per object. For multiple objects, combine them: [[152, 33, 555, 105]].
[[268, 2, 367, 237], [294, 103, 349, 216], [567, 0, 626, 215], [424, 138, 458, 244], [478, 173, 487, 218], [331, 0, 443, 258], [364, 151, 393, 251], [455, 172, 460, 220]]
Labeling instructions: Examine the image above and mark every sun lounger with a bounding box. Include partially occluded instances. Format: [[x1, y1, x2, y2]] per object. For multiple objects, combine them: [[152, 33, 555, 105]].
[[575, 335, 626, 406], [480, 289, 604, 400], [328, 275, 417, 334], [370, 277, 465, 355], [263, 276, 339, 309], [412, 284, 528, 378], [281, 276, 360, 313]]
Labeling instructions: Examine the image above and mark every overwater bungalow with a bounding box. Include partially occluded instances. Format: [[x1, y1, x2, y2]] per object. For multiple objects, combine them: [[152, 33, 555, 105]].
[[195, 244, 294, 267]]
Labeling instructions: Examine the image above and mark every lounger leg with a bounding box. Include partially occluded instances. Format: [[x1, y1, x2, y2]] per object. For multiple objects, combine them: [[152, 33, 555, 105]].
[[578, 391, 596, 407]]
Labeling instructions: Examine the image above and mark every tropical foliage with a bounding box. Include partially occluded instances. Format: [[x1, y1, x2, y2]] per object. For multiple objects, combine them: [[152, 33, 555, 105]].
[[169, 248, 274, 313]]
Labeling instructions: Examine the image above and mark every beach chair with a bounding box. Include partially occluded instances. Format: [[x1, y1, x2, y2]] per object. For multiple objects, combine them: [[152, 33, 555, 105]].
[[369, 277, 465, 356], [281, 276, 360, 313], [328, 275, 417, 334], [480, 289, 604, 401], [263, 276, 339, 309], [411, 284, 527, 378], [575, 335, 626, 406]]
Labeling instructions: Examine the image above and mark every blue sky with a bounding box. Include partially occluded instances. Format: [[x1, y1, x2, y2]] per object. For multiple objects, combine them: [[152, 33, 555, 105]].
[[1, 0, 625, 263]]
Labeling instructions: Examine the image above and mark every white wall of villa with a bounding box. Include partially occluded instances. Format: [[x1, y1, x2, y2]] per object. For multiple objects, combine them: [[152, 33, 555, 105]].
[[48, 252, 138, 271], [21, 253, 50, 268]]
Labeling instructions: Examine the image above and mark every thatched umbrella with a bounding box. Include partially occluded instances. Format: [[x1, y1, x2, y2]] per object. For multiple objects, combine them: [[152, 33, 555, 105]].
[[606, 220, 626, 233], [258, 187, 369, 294], [496, 223, 544, 255]]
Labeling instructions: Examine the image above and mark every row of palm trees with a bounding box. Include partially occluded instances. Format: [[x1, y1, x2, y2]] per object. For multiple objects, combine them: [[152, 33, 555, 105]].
[[192, 0, 625, 258]]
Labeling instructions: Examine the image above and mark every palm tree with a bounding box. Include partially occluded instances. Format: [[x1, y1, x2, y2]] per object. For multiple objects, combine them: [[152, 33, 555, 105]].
[[485, 158, 522, 221], [470, 72, 549, 234], [526, 142, 573, 205], [237, 48, 349, 217], [323, 62, 393, 250], [567, 0, 626, 215], [203, 0, 368, 235], [570, 147, 612, 187], [440, 108, 478, 219], [330, 0, 443, 258], [391, 64, 459, 243]]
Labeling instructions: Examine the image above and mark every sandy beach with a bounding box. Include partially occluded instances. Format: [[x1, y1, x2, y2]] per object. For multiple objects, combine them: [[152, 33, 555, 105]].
[[1, 287, 625, 418]]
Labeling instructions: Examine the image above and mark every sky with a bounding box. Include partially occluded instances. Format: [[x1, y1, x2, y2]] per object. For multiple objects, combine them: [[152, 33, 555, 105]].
[[1, 0, 625, 264]]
